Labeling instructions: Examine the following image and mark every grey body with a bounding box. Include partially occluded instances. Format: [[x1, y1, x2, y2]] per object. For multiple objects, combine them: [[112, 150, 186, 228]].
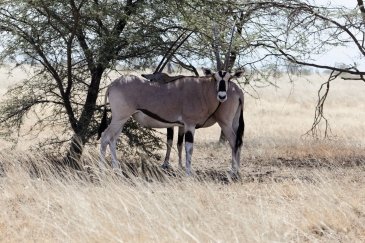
[[142, 72, 216, 169], [99, 70, 245, 176], [142, 72, 218, 169]]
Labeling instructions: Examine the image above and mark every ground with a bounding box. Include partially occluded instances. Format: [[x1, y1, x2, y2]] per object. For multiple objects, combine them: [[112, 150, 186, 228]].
[[0, 66, 365, 242]]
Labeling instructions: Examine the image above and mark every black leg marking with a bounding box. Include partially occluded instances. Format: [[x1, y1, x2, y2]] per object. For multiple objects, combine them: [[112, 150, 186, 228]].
[[177, 132, 184, 146], [185, 131, 194, 143], [167, 128, 173, 140]]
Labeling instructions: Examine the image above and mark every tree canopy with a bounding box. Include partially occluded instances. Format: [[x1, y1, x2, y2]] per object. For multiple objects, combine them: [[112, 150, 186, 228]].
[[1, 0, 364, 168]]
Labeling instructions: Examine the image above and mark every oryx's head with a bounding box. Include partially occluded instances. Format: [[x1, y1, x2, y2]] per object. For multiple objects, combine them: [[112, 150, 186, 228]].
[[203, 68, 244, 102]]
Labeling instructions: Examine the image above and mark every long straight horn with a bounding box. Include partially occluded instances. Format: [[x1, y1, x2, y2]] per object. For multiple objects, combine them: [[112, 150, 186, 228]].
[[223, 21, 236, 71], [212, 23, 223, 71], [154, 30, 188, 74], [158, 31, 193, 72]]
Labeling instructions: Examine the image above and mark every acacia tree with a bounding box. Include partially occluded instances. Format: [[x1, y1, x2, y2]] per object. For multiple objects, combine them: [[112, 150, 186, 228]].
[[0, 0, 184, 169], [1, 0, 364, 171], [178, 0, 365, 139], [239, 0, 365, 137]]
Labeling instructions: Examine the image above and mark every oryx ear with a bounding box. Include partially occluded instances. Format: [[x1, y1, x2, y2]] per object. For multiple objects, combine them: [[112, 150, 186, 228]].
[[202, 68, 213, 76], [232, 69, 245, 78]]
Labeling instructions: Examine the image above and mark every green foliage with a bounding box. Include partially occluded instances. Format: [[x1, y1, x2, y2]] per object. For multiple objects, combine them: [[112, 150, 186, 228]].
[[0, 0, 170, 161], [119, 119, 163, 161]]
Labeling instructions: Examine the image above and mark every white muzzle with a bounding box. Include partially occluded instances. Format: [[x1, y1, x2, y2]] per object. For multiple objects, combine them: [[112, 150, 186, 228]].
[[217, 91, 227, 102]]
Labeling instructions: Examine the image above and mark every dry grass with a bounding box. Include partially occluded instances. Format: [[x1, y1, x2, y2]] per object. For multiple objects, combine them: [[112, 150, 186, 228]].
[[1, 67, 365, 242]]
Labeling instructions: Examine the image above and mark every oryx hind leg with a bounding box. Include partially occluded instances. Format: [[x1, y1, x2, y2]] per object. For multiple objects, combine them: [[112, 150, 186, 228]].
[[219, 125, 239, 172], [219, 127, 242, 175], [99, 117, 128, 169], [220, 107, 244, 176]]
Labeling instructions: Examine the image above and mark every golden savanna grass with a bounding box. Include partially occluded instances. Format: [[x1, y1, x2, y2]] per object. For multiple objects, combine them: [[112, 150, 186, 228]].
[[1, 65, 365, 242]]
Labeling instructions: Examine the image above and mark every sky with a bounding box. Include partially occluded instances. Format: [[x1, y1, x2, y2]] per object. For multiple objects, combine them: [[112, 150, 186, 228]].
[[313, 0, 355, 8], [311, 0, 364, 69]]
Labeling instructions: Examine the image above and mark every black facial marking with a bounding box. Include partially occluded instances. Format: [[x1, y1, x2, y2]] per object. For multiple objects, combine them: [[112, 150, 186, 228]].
[[218, 70, 227, 78], [167, 128, 173, 140], [218, 80, 226, 91], [185, 131, 194, 143]]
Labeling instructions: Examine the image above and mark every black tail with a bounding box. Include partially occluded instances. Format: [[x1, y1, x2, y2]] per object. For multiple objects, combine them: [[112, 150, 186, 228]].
[[235, 99, 244, 152], [97, 106, 108, 140], [97, 89, 109, 140]]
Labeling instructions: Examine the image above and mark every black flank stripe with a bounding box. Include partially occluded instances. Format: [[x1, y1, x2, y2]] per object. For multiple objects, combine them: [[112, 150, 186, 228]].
[[138, 109, 182, 125]]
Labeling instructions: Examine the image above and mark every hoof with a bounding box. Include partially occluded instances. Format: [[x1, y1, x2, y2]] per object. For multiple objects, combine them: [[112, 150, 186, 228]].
[[161, 163, 171, 170], [227, 171, 241, 181], [178, 164, 184, 171]]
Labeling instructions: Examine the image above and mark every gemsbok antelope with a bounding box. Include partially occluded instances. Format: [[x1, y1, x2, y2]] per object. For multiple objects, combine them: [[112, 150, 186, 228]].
[[142, 72, 216, 170], [141, 24, 241, 171], [98, 68, 245, 176]]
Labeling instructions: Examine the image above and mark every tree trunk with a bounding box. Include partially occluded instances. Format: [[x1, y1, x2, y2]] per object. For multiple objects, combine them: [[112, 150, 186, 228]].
[[64, 134, 84, 170], [63, 69, 104, 170]]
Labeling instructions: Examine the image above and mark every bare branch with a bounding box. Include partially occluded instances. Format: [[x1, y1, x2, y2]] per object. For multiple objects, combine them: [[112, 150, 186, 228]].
[[171, 57, 199, 76], [304, 70, 341, 139]]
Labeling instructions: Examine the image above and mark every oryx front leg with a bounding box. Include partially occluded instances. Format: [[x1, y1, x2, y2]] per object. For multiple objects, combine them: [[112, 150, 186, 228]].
[[162, 127, 174, 169], [184, 126, 195, 176], [177, 126, 184, 170]]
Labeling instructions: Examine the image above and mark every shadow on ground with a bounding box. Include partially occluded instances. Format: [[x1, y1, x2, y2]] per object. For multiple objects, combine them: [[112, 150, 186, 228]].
[[1, 155, 364, 185], [112, 154, 365, 184]]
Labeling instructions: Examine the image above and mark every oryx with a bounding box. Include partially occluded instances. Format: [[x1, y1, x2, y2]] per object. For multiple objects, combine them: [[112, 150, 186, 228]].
[[98, 68, 245, 176], [142, 72, 216, 170], [140, 23, 240, 171]]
